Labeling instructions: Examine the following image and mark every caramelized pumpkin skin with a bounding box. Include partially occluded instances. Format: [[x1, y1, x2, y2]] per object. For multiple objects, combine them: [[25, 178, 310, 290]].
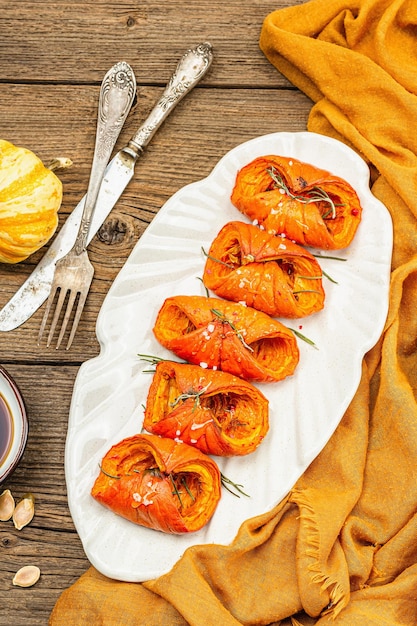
[[91, 433, 221, 534], [203, 220, 325, 318], [144, 360, 269, 456], [153, 295, 299, 383], [231, 155, 362, 250], [0, 140, 62, 263]]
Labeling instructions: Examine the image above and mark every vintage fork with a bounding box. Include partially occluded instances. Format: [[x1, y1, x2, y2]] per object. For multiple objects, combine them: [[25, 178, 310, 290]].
[[38, 61, 136, 349]]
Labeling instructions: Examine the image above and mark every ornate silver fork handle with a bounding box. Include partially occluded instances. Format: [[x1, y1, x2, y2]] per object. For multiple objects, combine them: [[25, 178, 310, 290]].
[[38, 62, 136, 349], [75, 61, 137, 254]]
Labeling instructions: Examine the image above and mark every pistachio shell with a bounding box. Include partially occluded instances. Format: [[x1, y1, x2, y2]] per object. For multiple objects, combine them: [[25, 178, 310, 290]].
[[0, 489, 15, 521], [12, 565, 41, 587], [12, 493, 35, 530]]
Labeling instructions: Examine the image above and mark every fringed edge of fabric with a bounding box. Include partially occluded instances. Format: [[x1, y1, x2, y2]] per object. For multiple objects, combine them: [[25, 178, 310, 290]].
[[290, 489, 349, 619]]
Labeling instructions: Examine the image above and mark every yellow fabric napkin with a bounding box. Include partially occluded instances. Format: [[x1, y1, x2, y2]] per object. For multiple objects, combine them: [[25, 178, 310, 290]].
[[50, 1, 417, 623]]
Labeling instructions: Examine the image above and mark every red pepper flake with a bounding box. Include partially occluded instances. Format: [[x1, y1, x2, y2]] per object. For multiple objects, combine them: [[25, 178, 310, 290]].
[[351, 208, 359, 216]]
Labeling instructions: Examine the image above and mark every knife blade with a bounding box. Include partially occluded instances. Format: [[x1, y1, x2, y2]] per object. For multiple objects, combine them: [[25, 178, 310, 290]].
[[0, 42, 213, 332]]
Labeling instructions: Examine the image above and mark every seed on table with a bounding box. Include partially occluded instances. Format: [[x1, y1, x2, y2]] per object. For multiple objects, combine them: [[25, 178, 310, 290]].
[[0, 489, 15, 521], [12, 493, 35, 530], [12, 565, 41, 587]]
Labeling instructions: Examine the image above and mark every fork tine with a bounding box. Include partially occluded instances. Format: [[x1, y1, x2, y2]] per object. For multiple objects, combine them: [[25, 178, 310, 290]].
[[38, 286, 59, 346], [55, 288, 79, 350], [46, 286, 68, 347], [65, 288, 90, 350], [38, 303, 51, 346]]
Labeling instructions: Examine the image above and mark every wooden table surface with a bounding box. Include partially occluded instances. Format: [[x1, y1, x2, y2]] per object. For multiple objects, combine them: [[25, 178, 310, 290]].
[[0, 1, 310, 623]]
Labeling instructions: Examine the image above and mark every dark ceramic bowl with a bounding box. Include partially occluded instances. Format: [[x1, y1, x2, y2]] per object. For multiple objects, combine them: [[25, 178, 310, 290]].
[[0, 365, 28, 484]]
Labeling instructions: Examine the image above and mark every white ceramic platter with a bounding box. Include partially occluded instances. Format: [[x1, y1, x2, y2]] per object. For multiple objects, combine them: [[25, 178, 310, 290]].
[[65, 132, 392, 582]]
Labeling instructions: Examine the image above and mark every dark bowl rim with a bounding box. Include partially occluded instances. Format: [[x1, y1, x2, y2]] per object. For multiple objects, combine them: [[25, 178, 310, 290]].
[[0, 364, 28, 484]]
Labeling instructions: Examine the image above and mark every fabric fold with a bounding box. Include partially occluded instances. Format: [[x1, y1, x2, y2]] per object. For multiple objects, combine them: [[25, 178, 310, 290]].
[[289, 489, 350, 617]]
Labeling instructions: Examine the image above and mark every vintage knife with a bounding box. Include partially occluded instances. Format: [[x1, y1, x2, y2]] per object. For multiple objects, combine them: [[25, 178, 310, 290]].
[[0, 42, 213, 332]]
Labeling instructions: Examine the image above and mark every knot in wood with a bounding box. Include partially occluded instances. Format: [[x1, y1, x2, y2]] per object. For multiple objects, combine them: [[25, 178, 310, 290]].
[[97, 218, 128, 245], [1, 533, 16, 548]]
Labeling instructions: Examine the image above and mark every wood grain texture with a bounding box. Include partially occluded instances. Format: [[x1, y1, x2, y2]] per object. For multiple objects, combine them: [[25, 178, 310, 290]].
[[0, 1, 304, 87], [0, 1, 311, 623]]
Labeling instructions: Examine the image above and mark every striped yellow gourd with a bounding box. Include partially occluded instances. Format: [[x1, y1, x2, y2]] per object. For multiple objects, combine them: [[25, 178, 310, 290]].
[[0, 139, 62, 263]]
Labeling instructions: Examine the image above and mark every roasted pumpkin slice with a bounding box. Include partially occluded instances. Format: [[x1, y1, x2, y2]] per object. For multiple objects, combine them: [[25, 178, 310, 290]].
[[231, 155, 362, 250], [153, 295, 299, 383], [143, 360, 269, 456], [203, 220, 325, 318], [91, 433, 221, 534]]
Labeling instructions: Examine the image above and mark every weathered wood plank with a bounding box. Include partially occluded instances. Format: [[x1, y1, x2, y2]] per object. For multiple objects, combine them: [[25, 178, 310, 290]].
[[0, 0, 303, 87]]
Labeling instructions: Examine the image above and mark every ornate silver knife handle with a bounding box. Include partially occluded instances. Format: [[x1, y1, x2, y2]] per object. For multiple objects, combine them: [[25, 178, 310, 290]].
[[126, 42, 213, 156], [76, 61, 136, 253]]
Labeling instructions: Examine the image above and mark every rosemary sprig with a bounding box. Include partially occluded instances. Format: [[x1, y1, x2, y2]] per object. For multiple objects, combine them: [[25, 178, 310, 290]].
[[99, 464, 120, 480], [312, 254, 347, 261], [312, 253, 346, 284], [138, 354, 166, 373], [211, 308, 254, 352], [99, 464, 196, 509], [138, 354, 185, 373], [170, 382, 212, 410], [201, 246, 234, 269], [169, 474, 184, 508], [170, 474, 196, 507], [138, 353, 166, 364], [221, 472, 250, 498], [321, 269, 338, 284], [143, 467, 162, 478], [321, 207, 335, 219], [203, 244, 328, 288], [288, 327, 318, 349], [267, 167, 342, 219], [181, 477, 196, 502], [196, 276, 210, 297]]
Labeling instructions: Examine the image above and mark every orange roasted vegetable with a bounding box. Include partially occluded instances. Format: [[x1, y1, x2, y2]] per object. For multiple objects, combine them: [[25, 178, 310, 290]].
[[153, 295, 299, 383], [91, 433, 221, 534], [231, 155, 362, 250], [203, 220, 325, 318], [143, 360, 269, 456]]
